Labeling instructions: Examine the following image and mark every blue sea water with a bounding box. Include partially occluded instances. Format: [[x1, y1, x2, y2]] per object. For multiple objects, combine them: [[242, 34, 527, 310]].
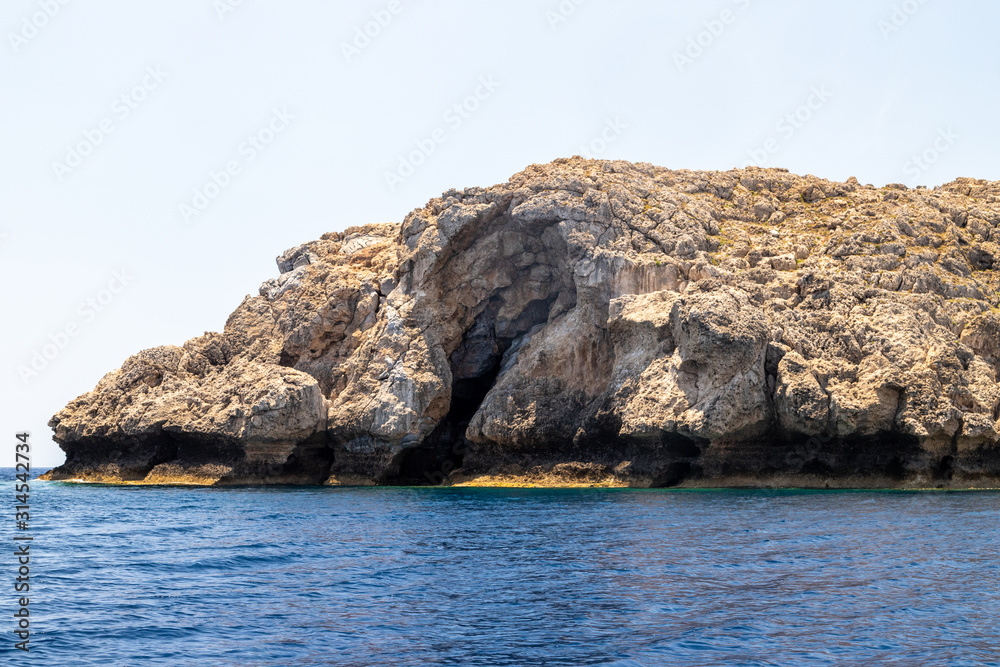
[[1, 468, 998, 666]]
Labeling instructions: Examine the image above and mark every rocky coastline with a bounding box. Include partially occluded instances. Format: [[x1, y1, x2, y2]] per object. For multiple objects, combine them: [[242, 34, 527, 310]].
[[42, 158, 1000, 488]]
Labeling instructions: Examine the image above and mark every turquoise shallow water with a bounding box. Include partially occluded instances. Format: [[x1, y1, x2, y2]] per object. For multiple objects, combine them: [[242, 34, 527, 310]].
[[2, 469, 998, 666]]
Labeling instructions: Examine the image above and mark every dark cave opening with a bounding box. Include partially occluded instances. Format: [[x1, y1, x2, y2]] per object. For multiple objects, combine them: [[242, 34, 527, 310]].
[[62, 430, 246, 481], [651, 462, 693, 488], [770, 428, 925, 481], [648, 435, 704, 488], [61, 433, 180, 481], [393, 365, 503, 486], [391, 295, 557, 485], [934, 455, 955, 482]]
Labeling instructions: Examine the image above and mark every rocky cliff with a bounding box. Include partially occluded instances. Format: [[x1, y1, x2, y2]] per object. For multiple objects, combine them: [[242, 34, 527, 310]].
[[43, 158, 1000, 488]]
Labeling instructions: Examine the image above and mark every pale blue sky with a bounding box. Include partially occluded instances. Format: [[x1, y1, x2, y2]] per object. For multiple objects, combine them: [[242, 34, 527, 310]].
[[3, 0, 998, 465]]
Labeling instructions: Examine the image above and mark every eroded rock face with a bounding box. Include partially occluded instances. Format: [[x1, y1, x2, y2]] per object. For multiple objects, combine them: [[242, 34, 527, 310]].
[[43, 159, 1000, 488]]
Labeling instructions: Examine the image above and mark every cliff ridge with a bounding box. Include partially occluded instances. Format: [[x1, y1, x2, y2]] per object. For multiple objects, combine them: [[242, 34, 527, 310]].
[[43, 158, 1000, 488]]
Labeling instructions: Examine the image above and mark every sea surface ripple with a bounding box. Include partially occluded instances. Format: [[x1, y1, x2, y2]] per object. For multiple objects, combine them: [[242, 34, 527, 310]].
[[2, 470, 998, 666]]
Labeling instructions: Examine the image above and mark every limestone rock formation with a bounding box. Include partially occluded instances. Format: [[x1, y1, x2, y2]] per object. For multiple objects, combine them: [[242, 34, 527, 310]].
[[43, 158, 1000, 488]]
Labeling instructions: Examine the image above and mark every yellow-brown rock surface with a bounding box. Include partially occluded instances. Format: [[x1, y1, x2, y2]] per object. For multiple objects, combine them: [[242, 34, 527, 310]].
[[43, 158, 1000, 488]]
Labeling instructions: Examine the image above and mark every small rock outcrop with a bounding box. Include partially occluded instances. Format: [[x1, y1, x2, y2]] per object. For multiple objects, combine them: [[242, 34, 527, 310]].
[[43, 159, 1000, 488]]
